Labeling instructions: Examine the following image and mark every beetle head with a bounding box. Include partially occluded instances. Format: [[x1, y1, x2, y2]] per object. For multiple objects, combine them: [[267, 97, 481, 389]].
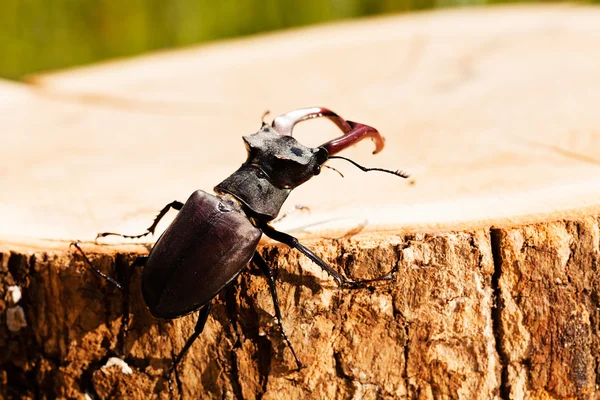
[[215, 107, 403, 222], [242, 124, 328, 189]]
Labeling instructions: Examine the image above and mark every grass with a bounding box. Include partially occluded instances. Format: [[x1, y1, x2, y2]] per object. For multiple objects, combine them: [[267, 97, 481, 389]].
[[0, 0, 587, 80]]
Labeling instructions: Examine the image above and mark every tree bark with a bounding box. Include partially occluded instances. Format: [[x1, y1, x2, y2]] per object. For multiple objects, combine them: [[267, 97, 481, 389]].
[[1, 222, 599, 398]]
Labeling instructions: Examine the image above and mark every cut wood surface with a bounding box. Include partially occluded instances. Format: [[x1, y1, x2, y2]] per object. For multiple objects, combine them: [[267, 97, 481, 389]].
[[1, 5, 599, 399]]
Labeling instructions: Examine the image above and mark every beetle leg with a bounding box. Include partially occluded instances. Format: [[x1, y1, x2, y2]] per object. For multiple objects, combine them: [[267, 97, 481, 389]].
[[70, 241, 123, 289], [130, 256, 147, 268], [252, 252, 304, 370], [258, 223, 395, 288], [96, 200, 184, 241], [166, 302, 212, 390], [259, 223, 344, 286], [121, 255, 147, 345]]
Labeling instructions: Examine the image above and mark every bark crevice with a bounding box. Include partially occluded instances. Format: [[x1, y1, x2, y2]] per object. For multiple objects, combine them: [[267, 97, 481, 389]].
[[490, 228, 510, 400]]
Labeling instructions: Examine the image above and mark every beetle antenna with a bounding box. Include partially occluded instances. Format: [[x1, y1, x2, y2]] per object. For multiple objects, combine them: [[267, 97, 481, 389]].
[[322, 164, 344, 178], [327, 155, 410, 179], [261, 110, 271, 127]]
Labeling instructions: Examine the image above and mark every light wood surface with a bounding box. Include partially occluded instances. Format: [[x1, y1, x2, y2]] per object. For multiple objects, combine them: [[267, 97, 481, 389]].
[[2, 5, 600, 399], [3, 4, 600, 241]]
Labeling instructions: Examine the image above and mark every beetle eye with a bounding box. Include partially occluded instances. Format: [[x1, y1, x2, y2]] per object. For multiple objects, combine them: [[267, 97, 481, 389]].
[[314, 165, 321, 175], [315, 147, 328, 164]]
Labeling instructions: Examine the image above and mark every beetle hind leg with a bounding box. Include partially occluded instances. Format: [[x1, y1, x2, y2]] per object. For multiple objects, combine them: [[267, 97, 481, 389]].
[[96, 200, 184, 241], [70, 241, 124, 289], [252, 252, 304, 370]]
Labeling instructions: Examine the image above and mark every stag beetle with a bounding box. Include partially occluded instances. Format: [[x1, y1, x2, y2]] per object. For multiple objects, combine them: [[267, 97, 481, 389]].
[[73, 107, 408, 380]]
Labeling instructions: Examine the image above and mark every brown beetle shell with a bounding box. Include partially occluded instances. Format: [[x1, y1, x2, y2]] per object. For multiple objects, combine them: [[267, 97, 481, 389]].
[[142, 190, 262, 319]]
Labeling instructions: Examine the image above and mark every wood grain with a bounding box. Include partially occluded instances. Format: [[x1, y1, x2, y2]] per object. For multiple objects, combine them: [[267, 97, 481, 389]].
[[1, 5, 600, 399]]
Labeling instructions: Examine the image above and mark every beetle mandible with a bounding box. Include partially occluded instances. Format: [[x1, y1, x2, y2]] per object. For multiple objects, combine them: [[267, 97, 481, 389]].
[[73, 107, 408, 379]]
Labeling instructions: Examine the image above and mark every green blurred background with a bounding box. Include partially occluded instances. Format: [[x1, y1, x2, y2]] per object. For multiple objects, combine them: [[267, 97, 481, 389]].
[[1, 0, 591, 81]]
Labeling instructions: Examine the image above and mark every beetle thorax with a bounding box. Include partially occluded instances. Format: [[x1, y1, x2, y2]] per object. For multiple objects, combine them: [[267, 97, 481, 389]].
[[214, 125, 328, 222]]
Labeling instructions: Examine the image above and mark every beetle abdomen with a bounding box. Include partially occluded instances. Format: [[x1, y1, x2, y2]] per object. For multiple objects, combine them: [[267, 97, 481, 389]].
[[142, 190, 262, 319]]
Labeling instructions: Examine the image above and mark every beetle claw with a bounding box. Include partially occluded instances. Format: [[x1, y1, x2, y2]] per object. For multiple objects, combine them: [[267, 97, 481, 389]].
[[340, 272, 396, 289]]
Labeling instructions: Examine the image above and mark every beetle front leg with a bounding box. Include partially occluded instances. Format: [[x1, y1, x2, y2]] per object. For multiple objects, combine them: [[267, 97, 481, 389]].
[[96, 200, 184, 241], [252, 252, 304, 369], [258, 223, 395, 288]]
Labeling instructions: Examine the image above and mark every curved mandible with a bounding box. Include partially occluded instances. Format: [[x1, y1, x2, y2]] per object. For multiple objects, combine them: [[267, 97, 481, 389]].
[[271, 107, 352, 136], [320, 121, 385, 155]]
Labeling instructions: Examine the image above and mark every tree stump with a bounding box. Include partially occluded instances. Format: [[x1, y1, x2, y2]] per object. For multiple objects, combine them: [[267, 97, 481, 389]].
[[1, 5, 600, 399]]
